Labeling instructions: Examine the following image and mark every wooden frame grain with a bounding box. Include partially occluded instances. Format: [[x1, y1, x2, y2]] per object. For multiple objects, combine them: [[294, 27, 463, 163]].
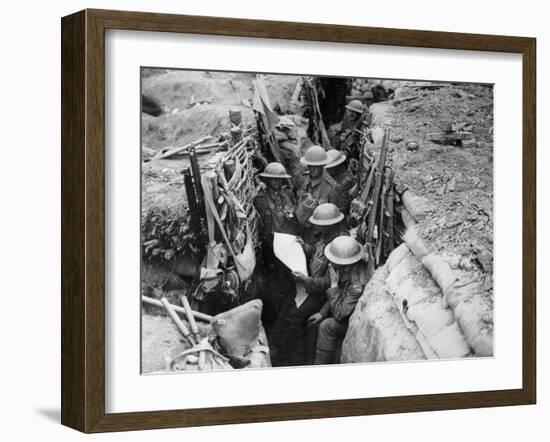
[[61, 8, 536, 433]]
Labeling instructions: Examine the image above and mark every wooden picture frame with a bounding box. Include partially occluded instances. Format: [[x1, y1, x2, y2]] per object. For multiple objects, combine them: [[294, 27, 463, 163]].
[[61, 8, 536, 433]]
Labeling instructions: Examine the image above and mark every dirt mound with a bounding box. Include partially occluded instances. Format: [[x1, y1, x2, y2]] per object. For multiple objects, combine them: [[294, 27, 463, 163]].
[[142, 103, 255, 150], [141, 71, 302, 215], [375, 83, 494, 265]]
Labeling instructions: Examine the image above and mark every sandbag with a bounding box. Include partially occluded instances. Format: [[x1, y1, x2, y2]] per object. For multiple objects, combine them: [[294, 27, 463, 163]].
[[421, 253, 461, 293], [211, 299, 263, 357], [341, 269, 426, 363], [402, 190, 432, 221], [384, 242, 411, 273], [385, 252, 471, 359], [421, 253, 494, 356], [401, 207, 417, 229], [402, 225, 430, 259], [369, 102, 395, 127]]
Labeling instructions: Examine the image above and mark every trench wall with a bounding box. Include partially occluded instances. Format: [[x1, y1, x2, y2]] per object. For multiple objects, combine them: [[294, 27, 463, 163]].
[[341, 97, 494, 363]]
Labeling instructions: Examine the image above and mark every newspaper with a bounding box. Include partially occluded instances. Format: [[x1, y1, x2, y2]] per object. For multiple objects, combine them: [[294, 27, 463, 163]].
[[273, 233, 309, 308]]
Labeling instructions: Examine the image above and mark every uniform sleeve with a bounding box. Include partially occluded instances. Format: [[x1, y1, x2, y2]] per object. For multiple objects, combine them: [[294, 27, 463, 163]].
[[328, 186, 345, 211], [319, 301, 331, 318], [302, 274, 330, 296], [326, 277, 365, 322]]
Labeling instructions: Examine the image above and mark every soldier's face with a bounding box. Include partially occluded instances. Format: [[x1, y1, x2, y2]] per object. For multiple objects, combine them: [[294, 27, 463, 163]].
[[268, 179, 282, 190], [308, 165, 323, 178], [348, 110, 360, 123]]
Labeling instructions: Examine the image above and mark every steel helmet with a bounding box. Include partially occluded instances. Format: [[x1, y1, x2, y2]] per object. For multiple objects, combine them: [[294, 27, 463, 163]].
[[309, 203, 345, 226], [324, 149, 347, 169], [259, 162, 291, 179], [300, 145, 330, 166], [345, 99, 366, 114], [324, 236, 364, 265]]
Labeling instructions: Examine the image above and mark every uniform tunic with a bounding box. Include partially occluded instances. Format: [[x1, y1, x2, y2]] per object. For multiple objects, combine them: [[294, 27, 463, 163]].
[[254, 186, 298, 327], [254, 186, 298, 243]]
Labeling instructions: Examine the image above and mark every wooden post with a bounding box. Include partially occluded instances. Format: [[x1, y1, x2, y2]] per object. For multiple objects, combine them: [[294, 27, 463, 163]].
[[230, 126, 243, 144], [223, 160, 236, 181], [182, 167, 200, 229], [188, 146, 205, 219], [229, 108, 243, 126]]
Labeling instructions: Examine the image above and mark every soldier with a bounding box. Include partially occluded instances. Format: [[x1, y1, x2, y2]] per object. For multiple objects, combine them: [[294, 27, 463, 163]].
[[313, 236, 370, 365], [274, 116, 308, 190], [253, 162, 298, 327], [296, 146, 344, 237], [328, 99, 367, 158], [254, 162, 298, 242], [324, 149, 356, 215], [270, 204, 348, 366]]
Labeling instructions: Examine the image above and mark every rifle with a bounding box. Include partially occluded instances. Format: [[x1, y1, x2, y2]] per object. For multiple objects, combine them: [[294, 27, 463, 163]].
[[303, 77, 331, 149], [384, 168, 396, 260], [376, 165, 393, 266], [339, 112, 368, 159], [366, 128, 390, 275], [182, 167, 201, 230], [349, 160, 375, 227]]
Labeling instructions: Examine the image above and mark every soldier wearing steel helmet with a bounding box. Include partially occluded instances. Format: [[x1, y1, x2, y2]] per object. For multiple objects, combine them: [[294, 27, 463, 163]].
[[328, 99, 368, 158], [254, 162, 298, 243], [295, 146, 344, 239], [273, 116, 311, 190], [270, 203, 348, 366], [324, 149, 356, 215], [254, 162, 299, 326], [313, 235, 371, 365]]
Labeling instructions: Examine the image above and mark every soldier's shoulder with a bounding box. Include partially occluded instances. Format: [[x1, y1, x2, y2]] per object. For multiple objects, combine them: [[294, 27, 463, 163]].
[[324, 173, 338, 187]]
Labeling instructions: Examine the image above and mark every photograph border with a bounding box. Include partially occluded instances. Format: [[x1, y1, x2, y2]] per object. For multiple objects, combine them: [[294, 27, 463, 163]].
[[61, 8, 536, 433]]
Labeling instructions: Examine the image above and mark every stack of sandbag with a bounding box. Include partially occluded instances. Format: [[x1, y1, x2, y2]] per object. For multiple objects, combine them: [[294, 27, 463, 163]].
[[341, 261, 426, 363], [384, 244, 472, 359], [401, 226, 494, 357], [341, 240, 472, 363], [421, 253, 493, 356]]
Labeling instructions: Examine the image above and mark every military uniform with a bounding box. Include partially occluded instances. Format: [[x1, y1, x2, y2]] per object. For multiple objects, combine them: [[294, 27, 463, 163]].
[[327, 164, 356, 215], [297, 173, 344, 223], [328, 102, 368, 159], [254, 185, 298, 243], [254, 185, 298, 328], [315, 261, 370, 364]]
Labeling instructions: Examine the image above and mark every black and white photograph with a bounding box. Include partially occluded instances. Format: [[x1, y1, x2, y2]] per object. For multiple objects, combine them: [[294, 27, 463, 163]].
[[140, 68, 494, 374]]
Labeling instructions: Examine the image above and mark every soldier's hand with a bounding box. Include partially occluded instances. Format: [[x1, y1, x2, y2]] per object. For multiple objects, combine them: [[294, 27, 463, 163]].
[[328, 264, 339, 288], [292, 271, 307, 282], [295, 236, 305, 247], [307, 312, 324, 326]]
